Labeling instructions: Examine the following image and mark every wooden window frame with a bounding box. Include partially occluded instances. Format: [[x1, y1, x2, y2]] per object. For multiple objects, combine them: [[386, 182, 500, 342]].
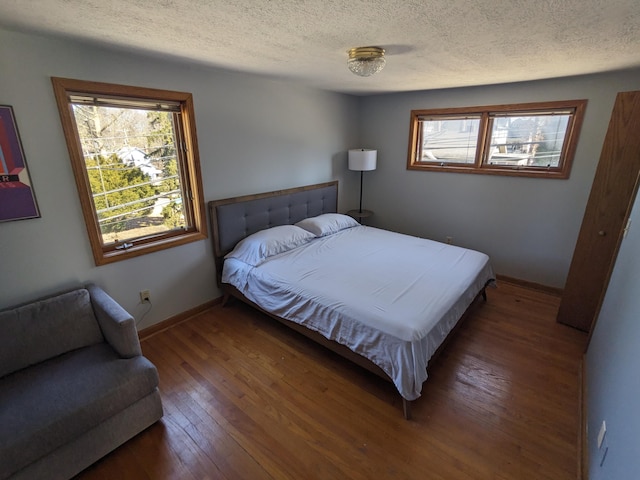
[[407, 100, 587, 179], [52, 77, 208, 266]]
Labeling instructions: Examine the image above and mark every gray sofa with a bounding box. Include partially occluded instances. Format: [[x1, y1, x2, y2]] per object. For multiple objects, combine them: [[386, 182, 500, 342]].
[[0, 284, 163, 480]]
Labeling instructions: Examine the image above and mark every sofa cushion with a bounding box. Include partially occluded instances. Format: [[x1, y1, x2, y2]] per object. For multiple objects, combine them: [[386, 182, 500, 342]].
[[0, 343, 159, 479], [0, 289, 104, 378]]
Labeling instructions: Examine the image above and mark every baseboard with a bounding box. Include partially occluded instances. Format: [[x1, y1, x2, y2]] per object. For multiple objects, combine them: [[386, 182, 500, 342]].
[[496, 274, 564, 296], [138, 297, 221, 341], [579, 354, 588, 480]]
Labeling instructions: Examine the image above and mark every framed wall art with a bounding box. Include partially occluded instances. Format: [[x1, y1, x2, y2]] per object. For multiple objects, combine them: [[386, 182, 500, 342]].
[[0, 105, 40, 222]]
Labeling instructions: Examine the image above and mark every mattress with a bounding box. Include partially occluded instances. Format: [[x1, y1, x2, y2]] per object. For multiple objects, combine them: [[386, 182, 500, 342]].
[[222, 225, 494, 400]]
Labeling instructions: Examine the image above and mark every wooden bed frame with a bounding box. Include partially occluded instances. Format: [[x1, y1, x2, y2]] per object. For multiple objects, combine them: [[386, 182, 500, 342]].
[[208, 181, 487, 419]]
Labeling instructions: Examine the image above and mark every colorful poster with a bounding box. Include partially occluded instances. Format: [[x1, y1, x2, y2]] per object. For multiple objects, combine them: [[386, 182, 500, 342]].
[[0, 105, 40, 222]]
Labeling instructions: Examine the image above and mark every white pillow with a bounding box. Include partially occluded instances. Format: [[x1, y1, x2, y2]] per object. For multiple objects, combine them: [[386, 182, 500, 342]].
[[295, 213, 359, 237], [225, 225, 316, 266]]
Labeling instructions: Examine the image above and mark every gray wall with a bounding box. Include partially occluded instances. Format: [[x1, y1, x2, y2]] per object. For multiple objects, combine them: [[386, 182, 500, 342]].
[[358, 70, 640, 287], [0, 28, 359, 327], [3, 22, 640, 480], [586, 190, 640, 479]]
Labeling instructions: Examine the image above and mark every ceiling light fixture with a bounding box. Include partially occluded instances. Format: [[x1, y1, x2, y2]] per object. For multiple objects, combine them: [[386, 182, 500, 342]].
[[347, 46, 386, 77]]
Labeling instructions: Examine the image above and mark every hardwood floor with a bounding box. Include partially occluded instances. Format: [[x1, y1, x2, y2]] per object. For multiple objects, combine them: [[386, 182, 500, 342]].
[[76, 281, 587, 480]]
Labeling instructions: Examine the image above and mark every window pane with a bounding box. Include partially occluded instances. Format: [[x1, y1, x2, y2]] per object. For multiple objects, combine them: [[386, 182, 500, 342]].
[[408, 100, 585, 178], [485, 113, 571, 168], [71, 104, 187, 245], [419, 116, 481, 164]]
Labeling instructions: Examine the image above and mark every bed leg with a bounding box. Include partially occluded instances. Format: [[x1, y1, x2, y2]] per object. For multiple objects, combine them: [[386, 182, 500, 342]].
[[221, 292, 231, 307], [402, 398, 412, 420]]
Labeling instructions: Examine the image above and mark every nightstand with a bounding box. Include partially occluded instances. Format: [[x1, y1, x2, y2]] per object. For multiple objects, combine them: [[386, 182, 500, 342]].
[[347, 209, 374, 224]]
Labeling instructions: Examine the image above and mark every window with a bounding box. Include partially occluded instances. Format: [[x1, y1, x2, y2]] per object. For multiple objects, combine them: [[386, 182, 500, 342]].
[[407, 100, 587, 178], [52, 77, 207, 265]]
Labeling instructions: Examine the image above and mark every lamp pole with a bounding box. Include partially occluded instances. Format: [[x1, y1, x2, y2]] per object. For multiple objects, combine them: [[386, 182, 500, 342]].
[[359, 170, 364, 213]]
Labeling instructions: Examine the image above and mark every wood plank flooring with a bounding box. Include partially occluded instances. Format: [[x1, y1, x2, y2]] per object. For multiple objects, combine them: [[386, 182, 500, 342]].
[[75, 281, 587, 480]]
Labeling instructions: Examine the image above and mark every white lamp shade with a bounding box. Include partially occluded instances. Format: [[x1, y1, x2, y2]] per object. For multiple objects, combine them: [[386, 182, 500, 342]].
[[348, 149, 377, 171]]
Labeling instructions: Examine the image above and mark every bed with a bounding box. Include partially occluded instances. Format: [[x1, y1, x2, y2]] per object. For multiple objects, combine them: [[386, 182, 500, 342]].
[[209, 181, 495, 419]]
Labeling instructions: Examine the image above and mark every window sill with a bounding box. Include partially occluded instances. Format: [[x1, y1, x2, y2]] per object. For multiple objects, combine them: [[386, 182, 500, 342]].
[[407, 164, 569, 179], [96, 230, 208, 265]]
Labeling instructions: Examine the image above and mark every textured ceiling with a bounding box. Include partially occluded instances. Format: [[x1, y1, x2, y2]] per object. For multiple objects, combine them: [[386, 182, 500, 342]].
[[1, 0, 639, 95]]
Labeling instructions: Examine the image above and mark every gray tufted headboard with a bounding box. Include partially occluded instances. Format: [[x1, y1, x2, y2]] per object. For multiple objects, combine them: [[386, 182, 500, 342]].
[[209, 181, 338, 282]]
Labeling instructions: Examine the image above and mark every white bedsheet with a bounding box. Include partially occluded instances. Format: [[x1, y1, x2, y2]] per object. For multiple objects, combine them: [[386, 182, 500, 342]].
[[222, 225, 494, 400]]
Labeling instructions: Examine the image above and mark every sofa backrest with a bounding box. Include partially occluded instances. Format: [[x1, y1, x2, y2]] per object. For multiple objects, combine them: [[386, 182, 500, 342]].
[[0, 288, 104, 378]]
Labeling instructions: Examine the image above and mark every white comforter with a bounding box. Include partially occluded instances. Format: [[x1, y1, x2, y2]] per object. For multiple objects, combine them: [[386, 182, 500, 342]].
[[222, 225, 494, 400]]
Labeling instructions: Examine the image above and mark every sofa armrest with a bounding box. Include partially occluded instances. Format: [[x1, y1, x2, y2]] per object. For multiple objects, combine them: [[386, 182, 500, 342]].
[[87, 284, 142, 358]]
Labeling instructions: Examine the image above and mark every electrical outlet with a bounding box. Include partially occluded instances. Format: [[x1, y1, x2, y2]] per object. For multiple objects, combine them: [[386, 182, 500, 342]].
[[446, 236, 453, 245], [140, 290, 151, 303]]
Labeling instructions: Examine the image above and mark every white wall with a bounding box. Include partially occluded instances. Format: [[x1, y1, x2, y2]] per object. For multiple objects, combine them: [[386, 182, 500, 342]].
[[358, 70, 640, 287], [586, 189, 640, 479], [0, 28, 360, 327]]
